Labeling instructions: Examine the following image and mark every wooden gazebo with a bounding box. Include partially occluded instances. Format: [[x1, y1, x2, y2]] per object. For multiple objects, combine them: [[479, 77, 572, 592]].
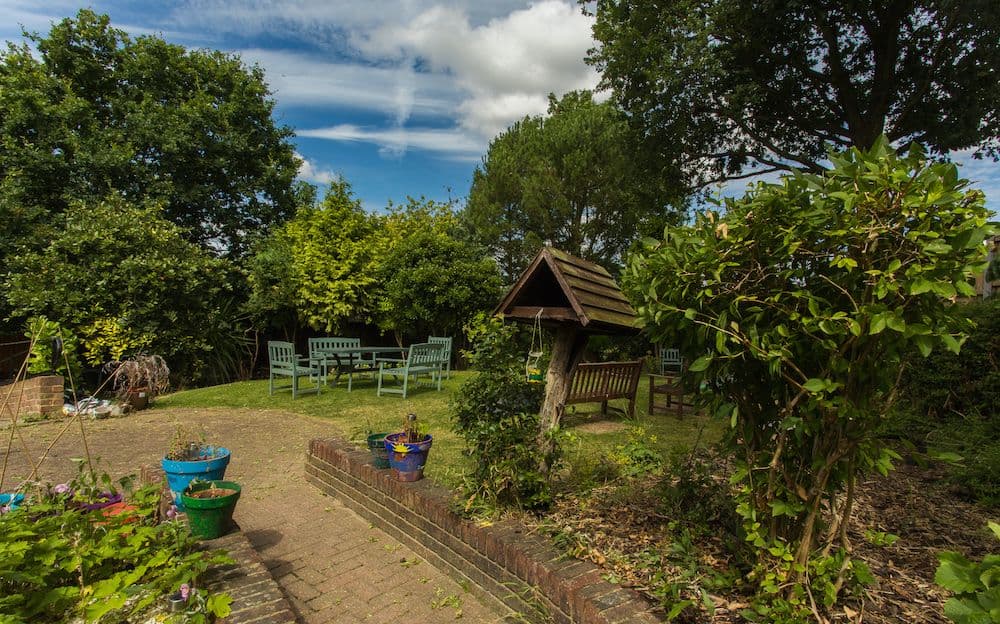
[[494, 247, 639, 468]]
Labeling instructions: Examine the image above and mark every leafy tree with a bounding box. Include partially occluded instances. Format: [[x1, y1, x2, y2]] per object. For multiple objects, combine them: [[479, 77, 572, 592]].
[[257, 180, 377, 333], [464, 90, 680, 280], [589, 0, 1000, 190], [0, 9, 300, 260], [5, 195, 240, 383], [374, 229, 502, 342], [624, 139, 993, 616]]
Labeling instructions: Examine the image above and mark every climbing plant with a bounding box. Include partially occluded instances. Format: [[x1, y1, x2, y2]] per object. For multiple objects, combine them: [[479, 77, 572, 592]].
[[625, 138, 994, 618]]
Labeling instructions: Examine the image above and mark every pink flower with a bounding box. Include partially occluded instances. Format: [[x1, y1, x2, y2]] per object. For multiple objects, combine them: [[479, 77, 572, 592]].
[[0, 505, 9, 515], [179, 583, 190, 601], [53, 483, 71, 495], [166, 505, 177, 519]]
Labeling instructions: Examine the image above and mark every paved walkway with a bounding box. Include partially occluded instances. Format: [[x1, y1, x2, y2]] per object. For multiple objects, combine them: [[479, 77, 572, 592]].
[[1, 408, 505, 623]]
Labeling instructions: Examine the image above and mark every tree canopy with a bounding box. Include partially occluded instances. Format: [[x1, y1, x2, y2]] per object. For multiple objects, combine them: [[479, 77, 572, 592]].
[[588, 0, 1000, 190], [464, 90, 681, 281], [0, 9, 300, 259]]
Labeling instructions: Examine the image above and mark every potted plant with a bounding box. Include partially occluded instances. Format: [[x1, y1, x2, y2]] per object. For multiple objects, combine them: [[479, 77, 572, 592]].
[[384, 413, 433, 482], [106, 354, 170, 410], [180, 479, 241, 540], [161, 427, 230, 511], [366, 432, 391, 469]]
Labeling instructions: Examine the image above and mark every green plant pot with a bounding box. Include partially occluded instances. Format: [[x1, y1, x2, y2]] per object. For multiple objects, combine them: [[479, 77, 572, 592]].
[[367, 432, 390, 469], [181, 480, 241, 540]]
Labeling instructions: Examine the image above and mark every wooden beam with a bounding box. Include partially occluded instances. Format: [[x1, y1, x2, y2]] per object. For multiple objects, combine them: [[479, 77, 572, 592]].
[[502, 306, 578, 322]]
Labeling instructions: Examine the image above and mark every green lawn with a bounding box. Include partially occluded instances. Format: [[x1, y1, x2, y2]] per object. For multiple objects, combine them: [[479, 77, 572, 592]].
[[154, 371, 725, 490]]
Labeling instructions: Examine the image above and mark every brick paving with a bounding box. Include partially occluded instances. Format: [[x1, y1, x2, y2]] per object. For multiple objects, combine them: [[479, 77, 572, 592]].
[[1, 408, 506, 623]]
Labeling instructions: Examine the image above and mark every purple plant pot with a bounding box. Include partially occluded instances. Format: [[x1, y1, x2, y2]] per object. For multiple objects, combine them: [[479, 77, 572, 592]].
[[76, 492, 123, 511]]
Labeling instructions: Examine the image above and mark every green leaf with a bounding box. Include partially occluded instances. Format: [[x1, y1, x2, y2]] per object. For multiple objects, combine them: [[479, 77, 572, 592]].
[[909, 278, 933, 295], [941, 333, 961, 354], [936, 552, 981, 593], [803, 378, 827, 393], [886, 314, 905, 333], [688, 355, 713, 372], [989, 522, 1000, 541], [870, 313, 887, 335]]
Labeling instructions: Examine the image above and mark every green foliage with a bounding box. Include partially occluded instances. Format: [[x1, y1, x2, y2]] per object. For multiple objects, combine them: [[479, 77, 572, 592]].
[[888, 297, 1000, 507], [624, 138, 994, 611], [451, 313, 548, 512], [936, 522, 1000, 624], [374, 227, 502, 339], [0, 9, 300, 260], [5, 195, 238, 383], [605, 427, 663, 479], [464, 90, 681, 280], [0, 479, 232, 622], [589, 0, 1000, 192], [24, 316, 82, 384]]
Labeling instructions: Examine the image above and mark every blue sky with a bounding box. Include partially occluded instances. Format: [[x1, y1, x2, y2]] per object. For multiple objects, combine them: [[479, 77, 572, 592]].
[[2, 0, 997, 215]]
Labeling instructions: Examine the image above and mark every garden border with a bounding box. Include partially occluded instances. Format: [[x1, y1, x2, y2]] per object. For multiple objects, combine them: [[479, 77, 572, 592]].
[[305, 437, 663, 624]]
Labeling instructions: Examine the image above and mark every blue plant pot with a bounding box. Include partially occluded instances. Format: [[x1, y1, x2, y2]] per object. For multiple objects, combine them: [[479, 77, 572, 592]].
[[384, 433, 432, 482], [161, 447, 230, 511], [0, 493, 24, 511]]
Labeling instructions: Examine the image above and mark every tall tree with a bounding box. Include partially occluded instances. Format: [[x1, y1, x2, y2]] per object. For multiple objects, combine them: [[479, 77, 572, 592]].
[[464, 90, 681, 281], [588, 0, 1000, 189], [0, 10, 300, 258]]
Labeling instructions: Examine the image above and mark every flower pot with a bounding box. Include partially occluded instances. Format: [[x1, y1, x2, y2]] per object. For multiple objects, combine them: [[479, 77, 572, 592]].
[[74, 491, 123, 511], [181, 480, 241, 540], [0, 492, 24, 511], [367, 432, 391, 469], [161, 447, 231, 512], [384, 433, 433, 482], [124, 388, 150, 411]]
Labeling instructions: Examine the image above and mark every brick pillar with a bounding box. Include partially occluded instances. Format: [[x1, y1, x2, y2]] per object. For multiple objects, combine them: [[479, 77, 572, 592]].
[[0, 375, 65, 419]]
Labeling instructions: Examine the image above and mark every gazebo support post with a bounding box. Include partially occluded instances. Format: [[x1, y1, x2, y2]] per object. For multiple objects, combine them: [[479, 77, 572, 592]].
[[537, 325, 587, 474]]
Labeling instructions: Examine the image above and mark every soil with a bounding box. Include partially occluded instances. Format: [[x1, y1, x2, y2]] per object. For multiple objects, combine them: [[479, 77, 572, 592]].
[[188, 488, 237, 499], [529, 459, 994, 623]]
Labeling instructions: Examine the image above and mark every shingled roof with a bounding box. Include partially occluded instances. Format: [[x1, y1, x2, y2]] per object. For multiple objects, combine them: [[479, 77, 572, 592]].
[[494, 247, 639, 334]]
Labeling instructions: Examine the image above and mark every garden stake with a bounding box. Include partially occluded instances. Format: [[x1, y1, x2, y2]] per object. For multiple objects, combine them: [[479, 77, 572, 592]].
[[0, 332, 39, 492], [60, 327, 94, 479]]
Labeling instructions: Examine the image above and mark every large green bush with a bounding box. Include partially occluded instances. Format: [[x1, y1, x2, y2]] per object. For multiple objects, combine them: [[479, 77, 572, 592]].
[[625, 139, 993, 619]]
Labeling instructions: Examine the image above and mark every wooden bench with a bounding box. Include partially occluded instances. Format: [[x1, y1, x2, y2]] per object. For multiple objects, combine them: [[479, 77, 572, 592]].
[[566, 360, 643, 417]]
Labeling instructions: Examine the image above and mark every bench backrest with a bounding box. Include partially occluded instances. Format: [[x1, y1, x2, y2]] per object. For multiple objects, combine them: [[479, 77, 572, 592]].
[[268, 341, 296, 370], [660, 348, 682, 375], [406, 342, 444, 368], [567, 360, 643, 404], [427, 336, 452, 362], [309, 337, 360, 358]]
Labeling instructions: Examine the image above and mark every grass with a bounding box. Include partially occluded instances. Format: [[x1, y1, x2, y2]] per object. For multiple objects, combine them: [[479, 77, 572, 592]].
[[154, 371, 726, 491]]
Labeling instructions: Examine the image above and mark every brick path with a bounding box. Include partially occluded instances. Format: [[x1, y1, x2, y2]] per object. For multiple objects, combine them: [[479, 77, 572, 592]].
[[1, 408, 506, 623]]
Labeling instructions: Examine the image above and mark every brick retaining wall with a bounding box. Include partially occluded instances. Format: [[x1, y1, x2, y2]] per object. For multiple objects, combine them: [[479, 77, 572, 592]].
[[203, 532, 297, 624], [0, 375, 63, 419], [306, 438, 663, 624]]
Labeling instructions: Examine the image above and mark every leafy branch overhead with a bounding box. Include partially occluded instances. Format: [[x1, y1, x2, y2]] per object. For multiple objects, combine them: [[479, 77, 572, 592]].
[[625, 138, 994, 617]]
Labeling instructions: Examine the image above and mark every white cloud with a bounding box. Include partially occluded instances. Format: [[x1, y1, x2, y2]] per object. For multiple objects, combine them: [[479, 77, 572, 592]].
[[358, 1, 600, 138], [296, 152, 339, 185], [298, 124, 483, 160]]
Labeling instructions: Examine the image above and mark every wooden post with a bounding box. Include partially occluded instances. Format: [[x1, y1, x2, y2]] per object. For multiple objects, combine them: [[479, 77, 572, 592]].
[[538, 325, 587, 474]]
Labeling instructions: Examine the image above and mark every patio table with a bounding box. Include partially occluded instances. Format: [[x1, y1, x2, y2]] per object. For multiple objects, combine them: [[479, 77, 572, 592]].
[[317, 346, 406, 391]]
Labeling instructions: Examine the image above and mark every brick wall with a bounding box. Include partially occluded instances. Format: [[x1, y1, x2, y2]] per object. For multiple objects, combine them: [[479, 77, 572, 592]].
[[306, 438, 663, 624], [0, 375, 64, 419]]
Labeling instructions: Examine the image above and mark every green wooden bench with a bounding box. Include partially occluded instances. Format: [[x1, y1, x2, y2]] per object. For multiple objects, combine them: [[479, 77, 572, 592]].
[[308, 337, 359, 386], [267, 341, 322, 399], [427, 335, 453, 379], [376, 342, 445, 398]]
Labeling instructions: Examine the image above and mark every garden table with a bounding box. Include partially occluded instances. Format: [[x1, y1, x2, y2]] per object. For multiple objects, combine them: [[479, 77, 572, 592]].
[[317, 346, 406, 391]]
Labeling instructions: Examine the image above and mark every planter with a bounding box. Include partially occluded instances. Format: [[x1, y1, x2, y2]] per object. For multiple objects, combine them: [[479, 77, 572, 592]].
[[181, 480, 241, 540], [161, 447, 231, 511], [0, 493, 24, 511], [124, 388, 150, 411], [366, 432, 390, 469], [384, 433, 433, 482], [74, 491, 123, 512]]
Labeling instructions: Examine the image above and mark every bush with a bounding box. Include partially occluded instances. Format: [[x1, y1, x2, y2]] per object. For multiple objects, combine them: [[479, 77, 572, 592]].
[[451, 313, 547, 512], [889, 297, 1000, 506], [935, 522, 1000, 624]]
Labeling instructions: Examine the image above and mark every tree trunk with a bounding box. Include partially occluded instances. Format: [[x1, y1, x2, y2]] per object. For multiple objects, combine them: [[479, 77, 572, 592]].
[[537, 325, 587, 474]]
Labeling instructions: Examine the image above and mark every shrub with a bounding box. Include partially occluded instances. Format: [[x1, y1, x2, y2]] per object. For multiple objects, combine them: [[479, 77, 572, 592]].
[[451, 313, 547, 512], [935, 522, 1000, 624]]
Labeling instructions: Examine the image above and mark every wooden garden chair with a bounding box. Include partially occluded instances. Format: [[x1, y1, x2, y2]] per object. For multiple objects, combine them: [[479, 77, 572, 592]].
[[376, 342, 445, 398], [267, 341, 321, 399]]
